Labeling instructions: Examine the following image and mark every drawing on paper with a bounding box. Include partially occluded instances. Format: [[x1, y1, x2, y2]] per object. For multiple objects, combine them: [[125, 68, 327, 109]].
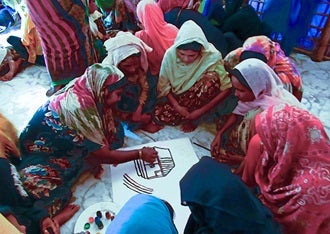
[[133, 146, 175, 179], [123, 173, 154, 194]]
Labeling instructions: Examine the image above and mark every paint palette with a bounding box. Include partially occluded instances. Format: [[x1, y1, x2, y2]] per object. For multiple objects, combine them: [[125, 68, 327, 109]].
[[73, 202, 120, 234]]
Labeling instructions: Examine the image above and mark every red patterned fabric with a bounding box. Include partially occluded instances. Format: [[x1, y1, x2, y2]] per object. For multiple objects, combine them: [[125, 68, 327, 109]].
[[254, 104, 330, 234]]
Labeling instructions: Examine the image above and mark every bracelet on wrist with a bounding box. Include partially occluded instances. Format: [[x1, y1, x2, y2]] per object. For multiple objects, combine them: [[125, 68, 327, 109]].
[[138, 149, 143, 160]]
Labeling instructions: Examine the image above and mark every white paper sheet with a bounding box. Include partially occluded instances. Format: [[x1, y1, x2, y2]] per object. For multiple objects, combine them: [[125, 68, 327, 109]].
[[110, 137, 199, 233]]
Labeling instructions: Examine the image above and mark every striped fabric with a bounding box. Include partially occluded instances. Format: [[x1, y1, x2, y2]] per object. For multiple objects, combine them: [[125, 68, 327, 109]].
[[26, 0, 96, 85]]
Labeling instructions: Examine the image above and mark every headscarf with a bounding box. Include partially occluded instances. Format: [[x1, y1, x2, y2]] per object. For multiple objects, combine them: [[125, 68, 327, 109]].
[[105, 194, 178, 234], [180, 156, 282, 233], [241, 35, 302, 91], [102, 31, 152, 73], [229, 58, 302, 116], [49, 63, 127, 147], [158, 20, 221, 97], [253, 104, 330, 234], [223, 47, 243, 71], [135, 0, 178, 76], [225, 35, 303, 92], [157, 0, 190, 14]]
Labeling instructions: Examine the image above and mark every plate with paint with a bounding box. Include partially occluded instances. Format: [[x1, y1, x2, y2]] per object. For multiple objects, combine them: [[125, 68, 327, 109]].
[[74, 201, 120, 234]]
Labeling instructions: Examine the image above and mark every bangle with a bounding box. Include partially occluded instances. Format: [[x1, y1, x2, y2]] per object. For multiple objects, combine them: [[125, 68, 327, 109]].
[[138, 149, 143, 159]]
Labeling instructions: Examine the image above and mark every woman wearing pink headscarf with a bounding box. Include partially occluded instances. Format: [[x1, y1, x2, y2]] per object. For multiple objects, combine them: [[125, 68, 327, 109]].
[[241, 104, 330, 234], [224, 35, 303, 101], [135, 0, 178, 76]]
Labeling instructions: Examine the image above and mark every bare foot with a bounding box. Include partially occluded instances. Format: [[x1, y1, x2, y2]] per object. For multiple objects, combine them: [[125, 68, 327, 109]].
[[53, 204, 80, 225], [142, 121, 164, 133], [181, 122, 197, 132]]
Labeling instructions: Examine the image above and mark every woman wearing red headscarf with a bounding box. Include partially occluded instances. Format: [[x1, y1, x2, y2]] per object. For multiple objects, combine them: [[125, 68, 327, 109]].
[[240, 104, 330, 234]]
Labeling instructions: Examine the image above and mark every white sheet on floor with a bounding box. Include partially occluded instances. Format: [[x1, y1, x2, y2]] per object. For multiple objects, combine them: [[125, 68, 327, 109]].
[[110, 137, 199, 234]]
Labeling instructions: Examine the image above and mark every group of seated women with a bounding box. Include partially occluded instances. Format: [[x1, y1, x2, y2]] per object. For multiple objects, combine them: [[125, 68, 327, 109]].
[[1, 0, 329, 234]]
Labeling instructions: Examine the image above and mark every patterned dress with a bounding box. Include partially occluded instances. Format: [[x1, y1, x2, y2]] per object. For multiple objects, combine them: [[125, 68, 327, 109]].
[[26, 0, 96, 86], [245, 104, 330, 234], [155, 20, 235, 126], [0, 64, 127, 233]]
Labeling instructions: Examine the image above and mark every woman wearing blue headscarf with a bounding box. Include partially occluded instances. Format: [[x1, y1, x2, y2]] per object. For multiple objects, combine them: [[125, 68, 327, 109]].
[[106, 194, 178, 234]]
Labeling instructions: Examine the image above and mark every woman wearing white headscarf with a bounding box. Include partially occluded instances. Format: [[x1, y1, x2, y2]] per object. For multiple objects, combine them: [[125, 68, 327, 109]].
[[102, 31, 161, 132], [155, 20, 235, 132], [211, 58, 303, 166]]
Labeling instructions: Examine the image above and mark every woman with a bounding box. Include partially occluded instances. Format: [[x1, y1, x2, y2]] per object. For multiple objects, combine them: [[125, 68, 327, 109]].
[[159, 0, 229, 56], [155, 20, 235, 132], [240, 104, 330, 234], [0, 112, 80, 234], [180, 156, 282, 234], [7, 0, 44, 66], [105, 194, 178, 234], [224, 35, 303, 101], [14, 64, 158, 233], [211, 58, 302, 165], [219, 0, 266, 51], [102, 31, 161, 133], [135, 0, 178, 76], [26, 0, 97, 96]]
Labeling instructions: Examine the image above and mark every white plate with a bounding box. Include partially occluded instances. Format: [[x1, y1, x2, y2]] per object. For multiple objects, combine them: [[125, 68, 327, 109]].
[[73, 201, 120, 234]]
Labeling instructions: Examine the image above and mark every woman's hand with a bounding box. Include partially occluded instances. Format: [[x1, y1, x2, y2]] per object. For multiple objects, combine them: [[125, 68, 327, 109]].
[[231, 160, 245, 176], [210, 132, 222, 158], [215, 152, 244, 165], [41, 217, 60, 234], [175, 105, 190, 118], [140, 147, 158, 164], [131, 104, 152, 124]]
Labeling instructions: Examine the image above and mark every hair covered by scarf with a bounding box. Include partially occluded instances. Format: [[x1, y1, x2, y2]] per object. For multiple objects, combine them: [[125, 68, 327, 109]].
[[49, 63, 126, 147], [230, 58, 302, 116], [158, 20, 222, 97], [105, 194, 178, 234], [226, 35, 302, 91], [180, 156, 281, 233], [102, 31, 152, 73], [135, 0, 178, 75], [254, 104, 330, 233]]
